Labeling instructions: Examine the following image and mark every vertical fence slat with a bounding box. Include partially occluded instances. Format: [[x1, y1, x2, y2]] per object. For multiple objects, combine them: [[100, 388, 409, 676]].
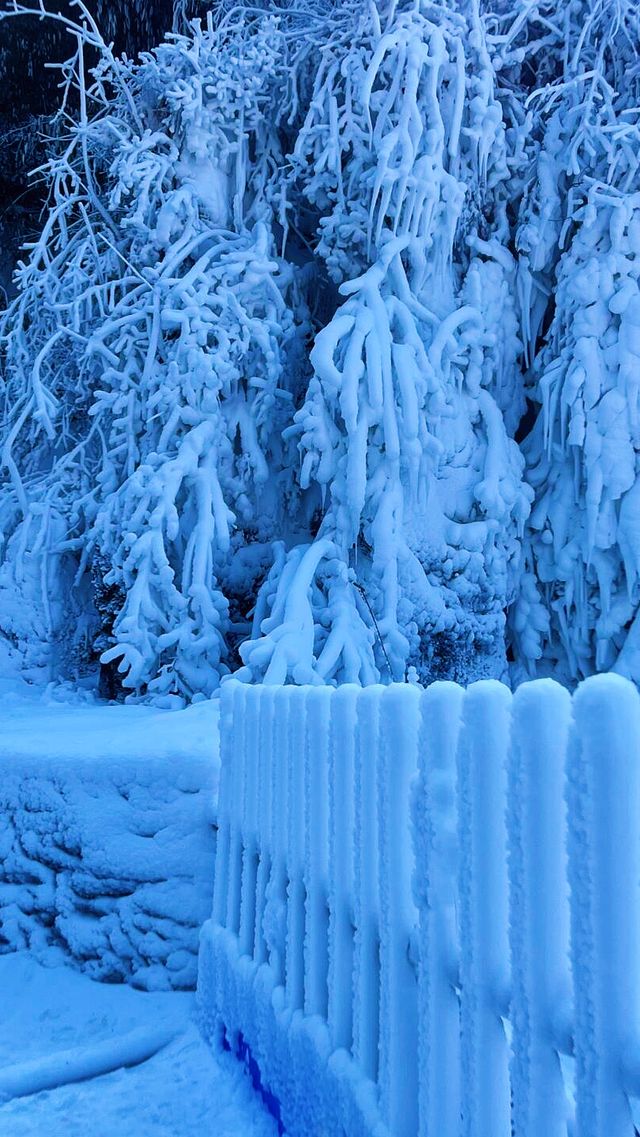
[[414, 681, 464, 1137], [226, 682, 248, 936], [328, 685, 358, 1053], [304, 686, 332, 1019], [378, 685, 420, 1137], [353, 686, 383, 1085], [286, 690, 306, 1011], [508, 679, 572, 1137], [457, 680, 511, 1137], [266, 687, 290, 987], [212, 681, 234, 929], [254, 686, 276, 965], [568, 674, 640, 1137], [239, 685, 261, 958]]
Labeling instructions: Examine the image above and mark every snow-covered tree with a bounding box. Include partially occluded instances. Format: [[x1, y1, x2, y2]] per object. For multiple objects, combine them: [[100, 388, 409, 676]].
[[4, 0, 640, 698], [0, 2, 305, 699], [240, 0, 532, 686], [498, 0, 640, 683]]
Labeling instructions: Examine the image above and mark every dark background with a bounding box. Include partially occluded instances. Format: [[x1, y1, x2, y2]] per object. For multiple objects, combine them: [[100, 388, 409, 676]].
[[0, 0, 177, 298]]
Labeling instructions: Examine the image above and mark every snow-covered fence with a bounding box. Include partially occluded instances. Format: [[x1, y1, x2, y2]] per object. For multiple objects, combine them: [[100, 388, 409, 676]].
[[198, 675, 640, 1137]]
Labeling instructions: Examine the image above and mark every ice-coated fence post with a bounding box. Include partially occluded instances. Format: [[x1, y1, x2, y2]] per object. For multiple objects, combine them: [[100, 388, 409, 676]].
[[267, 687, 290, 988], [457, 681, 511, 1137], [239, 684, 261, 958], [568, 674, 640, 1137], [328, 684, 358, 1053], [286, 689, 306, 1011], [508, 680, 572, 1137], [212, 680, 235, 928], [353, 685, 384, 1084], [377, 684, 420, 1137], [226, 682, 248, 936], [254, 686, 276, 965], [413, 681, 464, 1137], [304, 686, 332, 1019]]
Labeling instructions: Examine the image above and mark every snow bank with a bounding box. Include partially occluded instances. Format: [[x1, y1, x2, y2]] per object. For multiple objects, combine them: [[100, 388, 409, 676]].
[[0, 687, 219, 990], [200, 677, 640, 1137], [0, 952, 278, 1137]]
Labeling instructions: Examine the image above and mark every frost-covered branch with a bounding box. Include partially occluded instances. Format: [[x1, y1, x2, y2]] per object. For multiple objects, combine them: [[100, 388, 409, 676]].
[[0, 3, 306, 699], [243, 1, 531, 687]]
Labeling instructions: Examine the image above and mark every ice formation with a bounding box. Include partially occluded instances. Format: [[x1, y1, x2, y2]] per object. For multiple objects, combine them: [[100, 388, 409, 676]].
[[0, 692, 219, 988], [502, 0, 640, 682]]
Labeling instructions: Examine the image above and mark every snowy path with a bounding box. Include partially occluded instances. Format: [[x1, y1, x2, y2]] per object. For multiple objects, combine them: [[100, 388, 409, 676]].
[[0, 954, 277, 1137]]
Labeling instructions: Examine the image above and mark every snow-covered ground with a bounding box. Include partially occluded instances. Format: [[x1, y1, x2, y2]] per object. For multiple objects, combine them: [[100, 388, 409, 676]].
[[0, 953, 277, 1137], [0, 678, 220, 988], [0, 675, 220, 767], [0, 683, 280, 1134]]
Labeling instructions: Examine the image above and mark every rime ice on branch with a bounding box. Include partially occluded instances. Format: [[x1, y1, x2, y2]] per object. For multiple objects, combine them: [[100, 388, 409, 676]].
[[3, 0, 640, 696], [503, 0, 640, 684], [242, 2, 531, 687], [0, 4, 305, 699]]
